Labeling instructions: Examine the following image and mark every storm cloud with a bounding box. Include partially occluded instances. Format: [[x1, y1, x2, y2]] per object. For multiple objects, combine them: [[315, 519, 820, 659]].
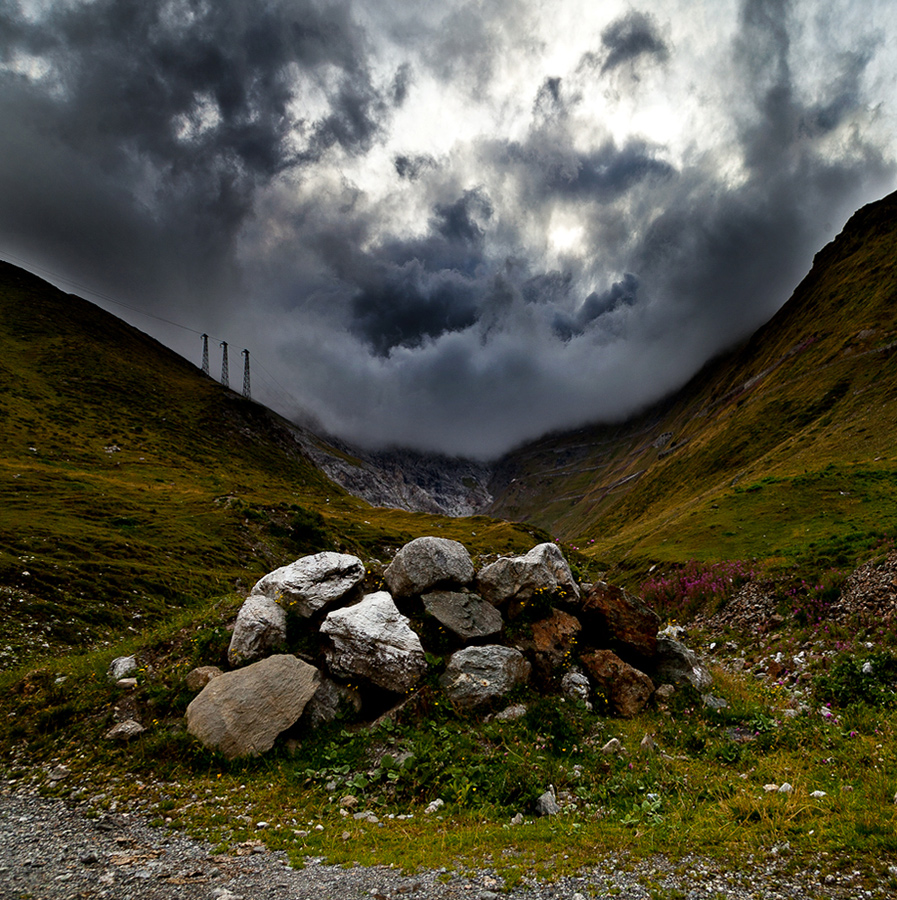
[[1, 0, 896, 458]]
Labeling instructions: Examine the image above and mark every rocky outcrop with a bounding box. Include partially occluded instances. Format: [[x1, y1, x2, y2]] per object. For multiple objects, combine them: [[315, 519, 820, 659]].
[[228, 594, 287, 666], [439, 645, 531, 709], [178, 537, 713, 757], [185, 655, 321, 759], [580, 581, 660, 660], [422, 590, 503, 642], [581, 649, 654, 718], [321, 592, 427, 693], [477, 543, 580, 608], [249, 552, 365, 618], [383, 537, 474, 598], [651, 636, 712, 691]]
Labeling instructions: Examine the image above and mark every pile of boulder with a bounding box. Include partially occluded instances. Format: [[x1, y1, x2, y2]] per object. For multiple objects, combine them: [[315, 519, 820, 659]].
[[185, 538, 711, 758]]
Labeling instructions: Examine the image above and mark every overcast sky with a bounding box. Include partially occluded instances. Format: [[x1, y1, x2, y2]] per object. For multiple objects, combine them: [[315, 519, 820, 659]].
[[2, 0, 895, 458]]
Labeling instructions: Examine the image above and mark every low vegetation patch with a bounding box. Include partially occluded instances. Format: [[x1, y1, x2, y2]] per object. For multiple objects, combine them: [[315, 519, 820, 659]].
[[3, 575, 897, 886]]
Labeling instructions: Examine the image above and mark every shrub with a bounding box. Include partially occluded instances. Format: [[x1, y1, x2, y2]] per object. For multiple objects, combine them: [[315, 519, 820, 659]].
[[813, 652, 897, 708], [639, 559, 756, 619]]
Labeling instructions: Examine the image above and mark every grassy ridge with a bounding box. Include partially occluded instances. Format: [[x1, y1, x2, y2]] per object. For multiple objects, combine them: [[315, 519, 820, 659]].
[[490, 190, 897, 584]]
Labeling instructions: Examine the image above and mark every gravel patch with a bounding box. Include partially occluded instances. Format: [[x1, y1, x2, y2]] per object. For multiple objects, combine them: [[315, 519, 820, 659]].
[[1, 786, 884, 899]]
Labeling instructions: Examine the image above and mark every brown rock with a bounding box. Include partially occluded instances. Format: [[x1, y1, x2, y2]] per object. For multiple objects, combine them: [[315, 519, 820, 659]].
[[580, 581, 660, 659], [581, 649, 654, 718], [186, 655, 321, 759], [517, 609, 581, 683], [185, 666, 223, 692]]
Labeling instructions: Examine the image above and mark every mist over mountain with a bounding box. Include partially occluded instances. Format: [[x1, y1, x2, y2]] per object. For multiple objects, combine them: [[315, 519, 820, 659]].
[[2, 0, 896, 457]]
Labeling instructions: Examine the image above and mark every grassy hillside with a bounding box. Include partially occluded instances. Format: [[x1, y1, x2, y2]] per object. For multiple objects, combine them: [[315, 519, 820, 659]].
[[0, 262, 546, 665], [490, 190, 897, 582], [3, 215, 897, 885]]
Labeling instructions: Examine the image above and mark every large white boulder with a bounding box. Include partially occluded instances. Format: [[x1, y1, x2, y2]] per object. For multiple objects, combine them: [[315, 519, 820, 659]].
[[321, 592, 427, 693], [227, 594, 287, 666], [186, 655, 321, 759], [250, 552, 366, 618], [383, 537, 474, 598], [477, 543, 580, 607]]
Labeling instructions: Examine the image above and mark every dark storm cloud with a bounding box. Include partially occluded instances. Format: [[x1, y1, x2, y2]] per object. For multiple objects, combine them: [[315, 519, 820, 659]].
[[551, 274, 639, 340], [346, 188, 493, 354], [543, 141, 674, 198], [533, 76, 563, 115], [394, 153, 436, 180], [0, 0, 390, 315], [599, 10, 669, 73], [498, 135, 674, 203], [349, 263, 481, 357], [629, 0, 893, 346], [391, 61, 412, 105], [1, 0, 895, 459], [432, 189, 493, 245]]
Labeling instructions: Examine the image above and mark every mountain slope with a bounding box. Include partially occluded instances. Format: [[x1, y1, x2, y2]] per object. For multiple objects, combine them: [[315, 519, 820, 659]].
[[0, 262, 544, 664], [488, 189, 897, 574]]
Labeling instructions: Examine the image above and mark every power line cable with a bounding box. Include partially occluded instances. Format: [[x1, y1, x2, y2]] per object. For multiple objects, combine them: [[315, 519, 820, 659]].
[[1, 250, 208, 336], [1, 248, 312, 413]]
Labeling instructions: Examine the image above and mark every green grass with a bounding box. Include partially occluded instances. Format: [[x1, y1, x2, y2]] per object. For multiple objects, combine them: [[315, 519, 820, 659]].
[[5, 605, 897, 884]]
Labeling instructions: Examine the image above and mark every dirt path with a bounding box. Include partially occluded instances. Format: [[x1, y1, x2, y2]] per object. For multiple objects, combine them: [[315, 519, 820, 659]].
[[2, 785, 878, 900]]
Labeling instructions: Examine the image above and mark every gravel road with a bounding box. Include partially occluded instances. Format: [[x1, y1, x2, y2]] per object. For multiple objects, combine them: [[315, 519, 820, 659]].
[[1, 785, 886, 900]]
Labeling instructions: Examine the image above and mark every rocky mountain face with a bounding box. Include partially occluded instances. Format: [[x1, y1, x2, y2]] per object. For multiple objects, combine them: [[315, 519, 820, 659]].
[[291, 433, 494, 517]]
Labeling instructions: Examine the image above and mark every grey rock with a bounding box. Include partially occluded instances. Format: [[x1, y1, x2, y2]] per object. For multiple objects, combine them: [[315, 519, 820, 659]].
[[321, 592, 427, 693], [184, 665, 223, 692], [653, 683, 676, 705], [186, 655, 321, 759], [535, 787, 559, 816], [439, 645, 531, 709], [422, 590, 503, 641], [384, 537, 474, 598], [493, 703, 527, 722], [227, 594, 287, 666], [107, 656, 137, 681], [560, 671, 591, 704], [703, 694, 728, 710], [651, 636, 713, 692], [476, 543, 580, 607], [601, 738, 623, 755], [105, 719, 145, 741], [250, 552, 365, 617], [301, 676, 362, 728]]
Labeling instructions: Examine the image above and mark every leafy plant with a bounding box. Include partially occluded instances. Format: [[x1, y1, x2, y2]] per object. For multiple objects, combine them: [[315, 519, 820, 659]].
[[814, 652, 897, 708]]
